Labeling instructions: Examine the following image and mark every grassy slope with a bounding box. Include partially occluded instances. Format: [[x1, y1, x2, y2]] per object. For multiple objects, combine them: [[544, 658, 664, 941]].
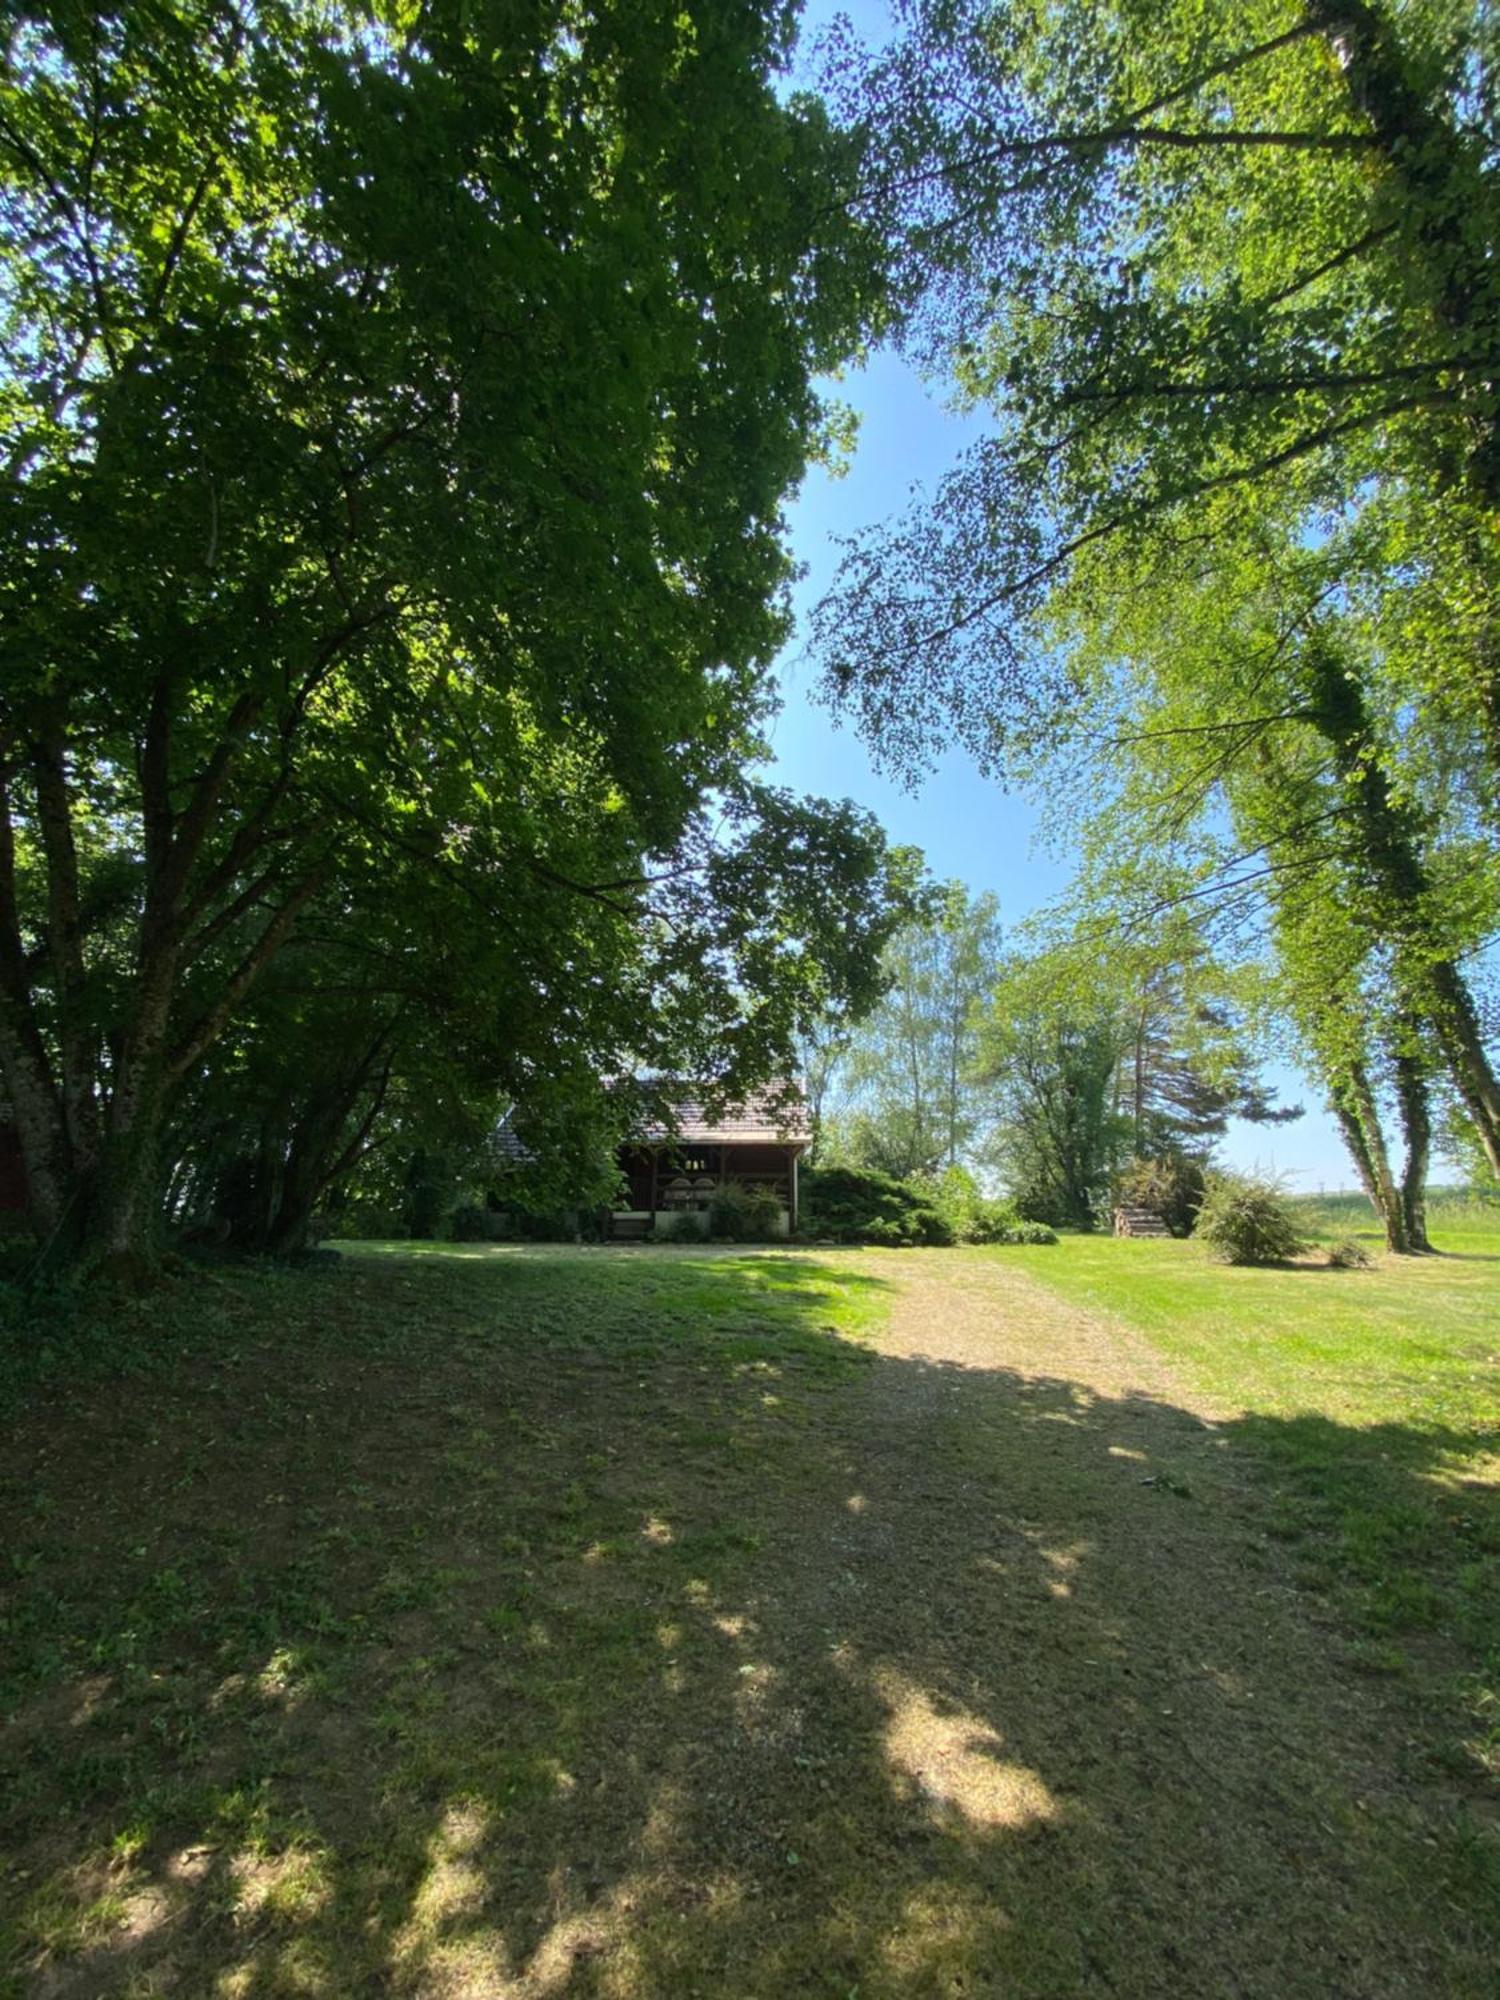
[[1, 1249, 886, 1998], [983, 1211, 1499, 1813], [2, 1235, 1496, 1997]]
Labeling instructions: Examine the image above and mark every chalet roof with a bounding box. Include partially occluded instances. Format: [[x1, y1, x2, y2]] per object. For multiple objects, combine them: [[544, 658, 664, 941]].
[[631, 1087, 809, 1149], [493, 1082, 808, 1164]]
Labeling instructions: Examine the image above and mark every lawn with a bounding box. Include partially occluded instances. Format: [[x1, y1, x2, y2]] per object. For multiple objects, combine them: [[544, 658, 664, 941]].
[[983, 1205, 1500, 1848], [1, 1234, 1496, 1997]]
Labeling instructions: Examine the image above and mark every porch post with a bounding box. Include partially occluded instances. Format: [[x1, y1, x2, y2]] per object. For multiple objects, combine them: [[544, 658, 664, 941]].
[[789, 1147, 798, 1234]]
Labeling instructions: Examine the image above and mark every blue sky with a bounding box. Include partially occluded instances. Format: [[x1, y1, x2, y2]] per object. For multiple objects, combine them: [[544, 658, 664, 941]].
[[758, 18, 1361, 1187]]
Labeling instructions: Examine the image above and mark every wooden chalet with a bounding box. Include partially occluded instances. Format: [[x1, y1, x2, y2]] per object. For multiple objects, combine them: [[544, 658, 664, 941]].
[[493, 1084, 809, 1240], [613, 1088, 809, 1239]]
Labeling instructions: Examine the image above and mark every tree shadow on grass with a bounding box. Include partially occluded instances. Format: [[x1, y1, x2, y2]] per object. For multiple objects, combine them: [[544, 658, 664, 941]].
[[1, 1249, 1496, 1999]]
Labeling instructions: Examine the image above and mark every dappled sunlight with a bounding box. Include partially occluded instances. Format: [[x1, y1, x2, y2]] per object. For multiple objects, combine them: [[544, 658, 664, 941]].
[[4, 1245, 1496, 1995], [875, 1669, 1060, 1832], [229, 1842, 333, 1924], [877, 1880, 1011, 1987], [255, 1644, 311, 1705], [392, 1802, 510, 1990], [1036, 1539, 1090, 1600]]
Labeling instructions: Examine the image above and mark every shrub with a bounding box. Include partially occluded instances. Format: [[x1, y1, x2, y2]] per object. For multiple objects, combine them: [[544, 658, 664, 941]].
[[1193, 1172, 1307, 1266], [706, 1181, 785, 1242], [908, 1166, 1015, 1244], [800, 1166, 953, 1246], [660, 1210, 707, 1244], [322, 1201, 404, 1240], [1003, 1220, 1059, 1245], [1326, 1237, 1373, 1270], [1113, 1154, 1206, 1238], [448, 1203, 512, 1242]]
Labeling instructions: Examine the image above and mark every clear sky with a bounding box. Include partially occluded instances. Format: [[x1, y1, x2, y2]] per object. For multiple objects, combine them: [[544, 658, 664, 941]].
[[758, 16, 1362, 1188]]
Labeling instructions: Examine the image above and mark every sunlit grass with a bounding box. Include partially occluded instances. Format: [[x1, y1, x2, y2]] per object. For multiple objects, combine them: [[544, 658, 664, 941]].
[[987, 1218, 1500, 1826], [2, 1238, 1496, 1996]]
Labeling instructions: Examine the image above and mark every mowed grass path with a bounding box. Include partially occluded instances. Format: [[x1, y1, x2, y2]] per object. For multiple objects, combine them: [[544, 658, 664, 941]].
[[1, 1236, 1496, 1997]]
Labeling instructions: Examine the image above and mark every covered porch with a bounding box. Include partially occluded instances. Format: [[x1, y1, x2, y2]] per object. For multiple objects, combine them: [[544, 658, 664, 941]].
[[611, 1138, 802, 1238]]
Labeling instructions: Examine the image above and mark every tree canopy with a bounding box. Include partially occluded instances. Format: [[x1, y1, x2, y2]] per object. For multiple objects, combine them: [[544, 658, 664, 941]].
[[0, 0, 907, 1270], [813, 0, 1500, 1221]]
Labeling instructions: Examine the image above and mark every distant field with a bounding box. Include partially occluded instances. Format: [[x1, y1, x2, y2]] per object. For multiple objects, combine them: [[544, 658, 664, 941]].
[[1289, 1186, 1500, 1256]]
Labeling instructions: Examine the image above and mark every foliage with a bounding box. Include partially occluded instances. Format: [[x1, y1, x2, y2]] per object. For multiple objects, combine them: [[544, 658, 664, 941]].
[[908, 1164, 1034, 1243], [660, 1209, 708, 1244], [812, 0, 1500, 1221], [1193, 1173, 1309, 1267], [800, 1165, 954, 1246], [448, 1203, 509, 1244], [1113, 1155, 1207, 1240], [0, 0, 898, 1271], [979, 956, 1127, 1228], [819, 0, 1500, 785], [1002, 1219, 1060, 1245], [824, 883, 1001, 1177], [706, 1181, 786, 1243]]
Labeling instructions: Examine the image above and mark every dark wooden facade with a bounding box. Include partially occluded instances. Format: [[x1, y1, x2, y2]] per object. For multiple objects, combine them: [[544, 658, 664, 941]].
[[616, 1139, 803, 1235]]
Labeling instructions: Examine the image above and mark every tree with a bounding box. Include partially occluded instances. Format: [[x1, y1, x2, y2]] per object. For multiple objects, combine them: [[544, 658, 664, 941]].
[[1008, 530, 1491, 1243], [816, 0, 1500, 788], [977, 920, 1295, 1227], [980, 955, 1127, 1227], [0, 0, 887, 1270], [827, 882, 1001, 1176], [810, 0, 1500, 1230]]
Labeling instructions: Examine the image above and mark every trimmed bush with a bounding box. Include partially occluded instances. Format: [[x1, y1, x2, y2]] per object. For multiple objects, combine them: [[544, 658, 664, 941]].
[[1193, 1172, 1307, 1266], [800, 1166, 954, 1246], [802, 1164, 1058, 1247]]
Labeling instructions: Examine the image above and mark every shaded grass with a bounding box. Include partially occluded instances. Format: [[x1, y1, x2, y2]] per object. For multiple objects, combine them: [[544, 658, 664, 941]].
[[985, 1226, 1500, 1816], [2, 1241, 1496, 1997]]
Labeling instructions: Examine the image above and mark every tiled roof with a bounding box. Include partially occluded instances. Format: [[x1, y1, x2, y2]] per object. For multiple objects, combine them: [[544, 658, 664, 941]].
[[631, 1087, 809, 1147], [493, 1082, 808, 1163]]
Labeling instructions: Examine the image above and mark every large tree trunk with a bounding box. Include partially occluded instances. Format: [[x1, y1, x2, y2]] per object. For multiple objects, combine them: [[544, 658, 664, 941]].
[[71, 942, 180, 1280], [1304, 641, 1500, 1178], [1393, 1045, 1432, 1253], [1328, 1059, 1410, 1253]]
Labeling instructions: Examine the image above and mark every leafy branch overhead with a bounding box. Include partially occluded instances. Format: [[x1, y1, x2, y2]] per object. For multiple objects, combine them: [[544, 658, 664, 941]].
[[0, 0, 904, 1270], [812, 0, 1500, 1228]]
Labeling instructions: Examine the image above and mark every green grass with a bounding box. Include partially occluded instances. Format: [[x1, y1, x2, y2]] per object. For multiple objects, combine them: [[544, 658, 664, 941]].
[[1291, 1185, 1500, 1260], [985, 1209, 1500, 1812], [985, 1204, 1500, 1424], [2, 1235, 1496, 1997], [1, 1247, 892, 1998]]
